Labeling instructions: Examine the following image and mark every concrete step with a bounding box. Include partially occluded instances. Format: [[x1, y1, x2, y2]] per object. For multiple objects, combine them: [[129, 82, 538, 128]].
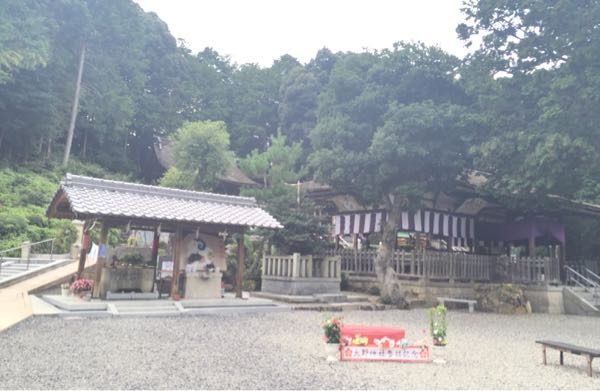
[[407, 298, 427, 309], [292, 302, 387, 311], [116, 308, 181, 316], [1, 264, 47, 271], [313, 293, 348, 303], [114, 305, 178, 312], [0, 259, 75, 288]]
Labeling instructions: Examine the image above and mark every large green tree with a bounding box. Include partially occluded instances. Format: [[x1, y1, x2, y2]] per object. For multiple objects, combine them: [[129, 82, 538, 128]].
[[160, 121, 232, 191], [310, 43, 477, 303], [458, 0, 600, 205]]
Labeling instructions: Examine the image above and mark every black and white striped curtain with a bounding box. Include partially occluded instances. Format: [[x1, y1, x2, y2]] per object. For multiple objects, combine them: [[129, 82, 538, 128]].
[[332, 209, 475, 241], [332, 211, 387, 236]]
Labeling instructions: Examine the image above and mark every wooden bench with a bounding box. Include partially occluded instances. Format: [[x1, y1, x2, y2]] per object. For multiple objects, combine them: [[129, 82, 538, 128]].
[[437, 297, 476, 313], [536, 340, 600, 377]]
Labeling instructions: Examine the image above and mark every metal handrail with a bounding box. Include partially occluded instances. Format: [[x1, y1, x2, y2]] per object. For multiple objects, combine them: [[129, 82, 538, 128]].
[[564, 265, 600, 291], [584, 267, 600, 286], [0, 238, 56, 274]]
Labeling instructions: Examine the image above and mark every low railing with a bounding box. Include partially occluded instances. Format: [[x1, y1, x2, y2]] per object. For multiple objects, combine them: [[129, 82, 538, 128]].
[[262, 253, 341, 280], [565, 265, 599, 305], [497, 256, 560, 284], [0, 238, 56, 275], [332, 248, 560, 284]]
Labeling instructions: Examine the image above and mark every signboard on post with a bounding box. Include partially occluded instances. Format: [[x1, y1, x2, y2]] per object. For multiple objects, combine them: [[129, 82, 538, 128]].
[[340, 324, 430, 363]]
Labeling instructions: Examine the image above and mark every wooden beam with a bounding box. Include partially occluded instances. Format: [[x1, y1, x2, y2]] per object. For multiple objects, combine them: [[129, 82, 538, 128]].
[[92, 221, 109, 298], [528, 235, 536, 257], [151, 228, 160, 293], [76, 231, 88, 278], [235, 230, 245, 298], [170, 225, 183, 299]]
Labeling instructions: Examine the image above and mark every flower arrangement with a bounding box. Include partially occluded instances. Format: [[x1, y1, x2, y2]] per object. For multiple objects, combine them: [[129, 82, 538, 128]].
[[70, 278, 94, 293], [429, 304, 448, 346], [322, 315, 343, 344]]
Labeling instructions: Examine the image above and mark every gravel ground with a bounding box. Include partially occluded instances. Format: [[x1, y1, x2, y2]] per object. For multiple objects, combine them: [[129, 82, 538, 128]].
[[1, 310, 600, 390]]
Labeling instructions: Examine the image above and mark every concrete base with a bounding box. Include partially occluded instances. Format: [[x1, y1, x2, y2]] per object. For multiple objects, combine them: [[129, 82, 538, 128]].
[[524, 285, 564, 314], [185, 271, 222, 299], [42, 295, 108, 311], [99, 267, 154, 298], [106, 291, 159, 300], [261, 276, 341, 296], [563, 287, 600, 316], [181, 296, 277, 308]]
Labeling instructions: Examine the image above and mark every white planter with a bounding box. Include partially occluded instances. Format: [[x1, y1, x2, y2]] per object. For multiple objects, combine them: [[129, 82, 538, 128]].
[[61, 287, 70, 297], [324, 343, 340, 362]]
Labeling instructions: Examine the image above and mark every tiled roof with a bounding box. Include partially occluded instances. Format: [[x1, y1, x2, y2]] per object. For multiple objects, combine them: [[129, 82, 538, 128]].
[[47, 174, 282, 228]]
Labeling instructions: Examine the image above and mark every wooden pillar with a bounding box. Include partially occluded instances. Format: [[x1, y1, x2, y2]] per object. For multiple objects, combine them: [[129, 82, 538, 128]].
[[92, 221, 109, 298], [151, 229, 160, 292], [235, 230, 245, 298], [76, 232, 89, 278], [528, 235, 536, 257], [170, 225, 183, 298]]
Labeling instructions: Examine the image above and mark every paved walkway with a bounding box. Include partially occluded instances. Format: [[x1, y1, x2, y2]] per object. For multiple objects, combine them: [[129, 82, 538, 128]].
[[0, 258, 92, 332], [35, 293, 288, 317]]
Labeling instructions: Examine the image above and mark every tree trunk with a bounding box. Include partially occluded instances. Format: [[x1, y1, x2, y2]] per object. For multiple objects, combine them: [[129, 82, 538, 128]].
[[45, 138, 52, 160], [63, 43, 86, 166], [375, 195, 407, 308], [81, 128, 87, 159]]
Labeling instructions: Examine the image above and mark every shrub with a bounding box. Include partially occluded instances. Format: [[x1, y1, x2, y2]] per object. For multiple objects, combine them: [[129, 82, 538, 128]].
[[322, 315, 343, 344], [367, 285, 381, 296], [121, 253, 145, 266], [242, 279, 256, 291]]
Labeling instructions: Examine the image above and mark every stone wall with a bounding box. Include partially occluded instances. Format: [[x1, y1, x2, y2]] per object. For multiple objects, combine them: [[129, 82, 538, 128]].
[[261, 277, 340, 296], [344, 273, 565, 313], [99, 267, 154, 297]]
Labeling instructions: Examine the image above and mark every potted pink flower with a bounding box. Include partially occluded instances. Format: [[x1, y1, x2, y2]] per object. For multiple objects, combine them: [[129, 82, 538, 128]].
[[70, 278, 94, 299], [322, 315, 343, 361]]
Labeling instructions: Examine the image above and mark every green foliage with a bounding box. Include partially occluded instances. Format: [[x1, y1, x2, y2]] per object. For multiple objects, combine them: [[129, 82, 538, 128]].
[[242, 184, 327, 255], [167, 121, 232, 191], [242, 279, 256, 292], [367, 286, 380, 296], [158, 167, 194, 190], [0, 0, 54, 84], [429, 304, 448, 346], [322, 315, 343, 344], [87, 227, 121, 249], [239, 135, 305, 187], [120, 253, 145, 266], [224, 235, 263, 290], [459, 0, 600, 206], [310, 43, 472, 207], [0, 167, 76, 253]]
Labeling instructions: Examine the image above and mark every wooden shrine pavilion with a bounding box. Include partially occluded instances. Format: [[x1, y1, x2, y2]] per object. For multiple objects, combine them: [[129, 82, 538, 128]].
[[46, 174, 281, 299]]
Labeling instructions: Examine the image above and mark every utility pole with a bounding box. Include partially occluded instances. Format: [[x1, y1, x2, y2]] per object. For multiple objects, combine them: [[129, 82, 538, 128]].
[[63, 43, 86, 166]]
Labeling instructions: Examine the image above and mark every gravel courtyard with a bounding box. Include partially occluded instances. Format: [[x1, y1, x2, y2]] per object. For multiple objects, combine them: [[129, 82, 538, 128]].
[[1, 310, 600, 389]]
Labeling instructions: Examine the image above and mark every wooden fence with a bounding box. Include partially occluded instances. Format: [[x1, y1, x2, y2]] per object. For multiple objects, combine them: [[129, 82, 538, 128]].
[[331, 249, 560, 284]]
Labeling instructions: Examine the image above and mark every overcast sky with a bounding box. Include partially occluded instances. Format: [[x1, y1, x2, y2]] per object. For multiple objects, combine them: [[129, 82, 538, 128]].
[[134, 0, 470, 67]]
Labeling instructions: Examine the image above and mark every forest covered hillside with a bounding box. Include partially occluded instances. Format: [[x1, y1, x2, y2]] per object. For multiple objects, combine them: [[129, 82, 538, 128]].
[[1, 0, 600, 259]]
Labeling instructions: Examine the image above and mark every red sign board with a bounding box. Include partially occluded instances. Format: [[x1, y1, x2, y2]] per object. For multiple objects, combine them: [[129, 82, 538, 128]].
[[339, 324, 430, 362]]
